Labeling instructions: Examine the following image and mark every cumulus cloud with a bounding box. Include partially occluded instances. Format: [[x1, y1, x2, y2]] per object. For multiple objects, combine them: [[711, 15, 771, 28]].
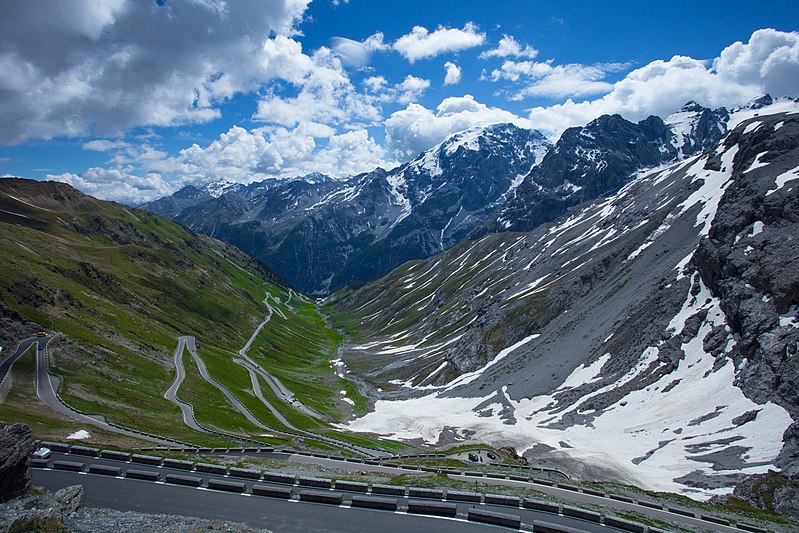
[[444, 62, 462, 85], [479, 35, 539, 59], [394, 23, 485, 63], [254, 44, 381, 130], [47, 167, 170, 205], [142, 125, 393, 189], [714, 28, 799, 98], [526, 29, 799, 137], [385, 95, 530, 159], [0, 0, 310, 143]]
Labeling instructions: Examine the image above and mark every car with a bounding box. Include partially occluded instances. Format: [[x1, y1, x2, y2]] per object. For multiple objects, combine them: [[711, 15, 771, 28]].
[[36, 331, 48, 337], [31, 447, 52, 459], [468, 452, 479, 462], [487, 452, 497, 460]]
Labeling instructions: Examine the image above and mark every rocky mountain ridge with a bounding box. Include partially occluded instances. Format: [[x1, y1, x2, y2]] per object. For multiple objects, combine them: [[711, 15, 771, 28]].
[[329, 100, 799, 497], [147, 123, 550, 294]]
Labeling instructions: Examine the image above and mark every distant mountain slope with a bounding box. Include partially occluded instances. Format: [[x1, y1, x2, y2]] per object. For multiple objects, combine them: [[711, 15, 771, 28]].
[[483, 102, 729, 234], [328, 102, 799, 497], [147, 123, 551, 294]]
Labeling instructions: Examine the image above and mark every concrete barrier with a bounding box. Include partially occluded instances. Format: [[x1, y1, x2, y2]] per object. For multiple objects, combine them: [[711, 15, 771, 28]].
[[700, 515, 730, 526], [533, 520, 591, 533], [523, 498, 559, 514], [667, 507, 695, 517], [602, 516, 645, 533], [165, 474, 203, 487], [408, 487, 444, 499], [40, 441, 70, 453], [334, 481, 368, 493], [350, 495, 398, 511], [163, 458, 194, 471], [557, 483, 580, 492], [406, 500, 458, 517], [484, 494, 520, 507], [297, 476, 332, 489], [583, 488, 605, 497], [131, 454, 163, 466], [251, 484, 293, 499], [69, 446, 99, 457], [195, 463, 227, 475], [229, 467, 261, 480], [30, 459, 49, 469], [371, 484, 406, 496], [468, 508, 521, 529], [609, 494, 634, 503], [562, 506, 601, 523], [737, 523, 768, 533], [100, 450, 131, 461], [53, 460, 84, 472], [486, 473, 506, 479], [446, 490, 481, 503], [533, 478, 555, 486], [208, 479, 246, 493], [126, 469, 159, 481], [88, 464, 122, 477], [464, 471, 484, 477], [298, 490, 344, 505], [637, 500, 662, 510], [509, 475, 529, 482], [262, 473, 295, 485]]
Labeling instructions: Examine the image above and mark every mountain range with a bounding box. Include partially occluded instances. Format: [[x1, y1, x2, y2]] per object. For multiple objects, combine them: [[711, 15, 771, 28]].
[[329, 97, 799, 497], [143, 101, 734, 295]]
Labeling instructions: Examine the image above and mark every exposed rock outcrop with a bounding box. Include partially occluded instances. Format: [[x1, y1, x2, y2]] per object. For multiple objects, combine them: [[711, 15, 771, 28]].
[[0, 422, 36, 502]]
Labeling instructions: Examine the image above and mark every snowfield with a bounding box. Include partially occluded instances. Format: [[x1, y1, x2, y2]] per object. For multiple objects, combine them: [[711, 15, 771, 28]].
[[343, 276, 793, 498]]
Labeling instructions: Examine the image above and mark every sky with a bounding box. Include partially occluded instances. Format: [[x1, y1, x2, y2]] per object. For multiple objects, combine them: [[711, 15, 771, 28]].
[[1, 0, 798, 204]]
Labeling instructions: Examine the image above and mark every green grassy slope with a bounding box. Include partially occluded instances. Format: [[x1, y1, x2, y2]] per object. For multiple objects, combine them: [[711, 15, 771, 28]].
[[0, 178, 344, 444]]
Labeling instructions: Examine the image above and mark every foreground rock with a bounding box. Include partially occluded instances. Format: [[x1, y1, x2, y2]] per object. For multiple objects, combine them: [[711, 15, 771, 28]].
[[0, 422, 36, 501]]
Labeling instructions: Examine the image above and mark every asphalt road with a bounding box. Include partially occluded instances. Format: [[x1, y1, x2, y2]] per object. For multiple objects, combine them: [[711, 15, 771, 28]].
[[163, 336, 206, 433], [34, 469, 504, 533], [0, 337, 37, 387], [32, 452, 622, 533], [2, 336, 180, 446]]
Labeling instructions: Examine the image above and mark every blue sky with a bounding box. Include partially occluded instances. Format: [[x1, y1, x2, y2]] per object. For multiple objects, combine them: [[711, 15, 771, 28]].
[[1, 0, 798, 204]]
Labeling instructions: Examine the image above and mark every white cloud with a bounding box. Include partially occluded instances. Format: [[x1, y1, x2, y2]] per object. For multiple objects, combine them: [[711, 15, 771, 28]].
[[527, 29, 799, 137], [253, 45, 382, 130], [385, 94, 530, 160], [144, 124, 393, 189], [82, 139, 130, 152], [488, 60, 628, 99], [47, 167, 170, 205], [444, 62, 462, 85], [714, 28, 799, 98], [395, 75, 431, 104], [0, 0, 310, 143], [331, 32, 388, 67], [479, 35, 538, 59], [394, 23, 486, 63]]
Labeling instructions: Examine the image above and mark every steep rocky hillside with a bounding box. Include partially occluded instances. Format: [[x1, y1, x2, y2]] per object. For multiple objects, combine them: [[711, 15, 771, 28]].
[[483, 102, 729, 234], [329, 102, 799, 498]]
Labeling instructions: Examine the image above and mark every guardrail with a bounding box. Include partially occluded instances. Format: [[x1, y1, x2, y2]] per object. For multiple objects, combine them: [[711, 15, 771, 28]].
[[32, 444, 769, 533]]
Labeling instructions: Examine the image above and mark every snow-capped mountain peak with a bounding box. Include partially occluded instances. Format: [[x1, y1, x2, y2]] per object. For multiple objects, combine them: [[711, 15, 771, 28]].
[[201, 179, 243, 198]]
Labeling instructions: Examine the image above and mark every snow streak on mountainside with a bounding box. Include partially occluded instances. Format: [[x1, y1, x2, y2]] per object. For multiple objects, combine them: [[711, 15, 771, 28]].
[[144, 123, 550, 294], [331, 102, 799, 498]]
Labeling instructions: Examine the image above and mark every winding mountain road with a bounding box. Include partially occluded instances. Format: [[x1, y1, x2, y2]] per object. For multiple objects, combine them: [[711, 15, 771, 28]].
[[2, 335, 183, 446]]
